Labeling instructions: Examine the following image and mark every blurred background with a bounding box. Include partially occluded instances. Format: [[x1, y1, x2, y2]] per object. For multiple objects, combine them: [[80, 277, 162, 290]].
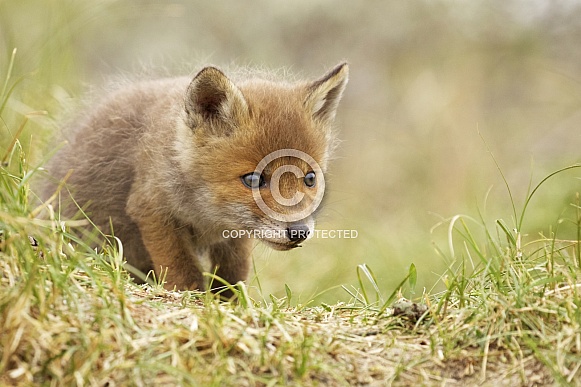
[[2, 0, 581, 303]]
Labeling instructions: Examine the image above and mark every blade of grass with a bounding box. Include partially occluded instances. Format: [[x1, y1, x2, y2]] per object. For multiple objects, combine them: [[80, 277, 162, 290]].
[[517, 164, 581, 231]]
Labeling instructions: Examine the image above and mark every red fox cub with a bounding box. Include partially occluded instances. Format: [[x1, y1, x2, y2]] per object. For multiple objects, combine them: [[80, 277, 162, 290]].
[[44, 63, 349, 294]]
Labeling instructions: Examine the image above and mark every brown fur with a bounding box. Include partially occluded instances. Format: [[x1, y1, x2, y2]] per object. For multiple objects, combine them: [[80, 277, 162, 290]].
[[42, 63, 349, 294]]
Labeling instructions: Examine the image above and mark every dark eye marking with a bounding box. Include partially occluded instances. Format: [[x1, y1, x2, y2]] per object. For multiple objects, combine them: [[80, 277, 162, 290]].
[[304, 171, 316, 188], [241, 172, 266, 189]]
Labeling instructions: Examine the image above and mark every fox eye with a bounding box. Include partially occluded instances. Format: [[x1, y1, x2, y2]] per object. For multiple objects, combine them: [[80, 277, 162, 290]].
[[304, 171, 316, 188], [241, 172, 266, 189]]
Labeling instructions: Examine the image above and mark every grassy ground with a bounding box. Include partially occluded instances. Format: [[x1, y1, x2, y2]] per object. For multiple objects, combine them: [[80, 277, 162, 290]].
[[2, 86, 581, 386]]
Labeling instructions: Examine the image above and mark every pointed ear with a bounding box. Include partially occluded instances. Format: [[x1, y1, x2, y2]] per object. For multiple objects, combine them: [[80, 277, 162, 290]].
[[304, 62, 349, 123], [185, 67, 248, 131]]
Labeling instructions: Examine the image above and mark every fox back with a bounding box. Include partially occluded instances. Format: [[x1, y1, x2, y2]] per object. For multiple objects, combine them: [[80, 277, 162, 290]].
[[43, 63, 349, 294]]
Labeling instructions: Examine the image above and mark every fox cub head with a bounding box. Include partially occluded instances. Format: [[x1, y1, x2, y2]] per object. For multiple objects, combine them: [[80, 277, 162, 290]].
[[175, 63, 349, 250]]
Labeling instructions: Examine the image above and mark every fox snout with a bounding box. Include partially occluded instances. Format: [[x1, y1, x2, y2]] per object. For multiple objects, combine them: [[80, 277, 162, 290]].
[[254, 219, 314, 251], [287, 224, 310, 243]]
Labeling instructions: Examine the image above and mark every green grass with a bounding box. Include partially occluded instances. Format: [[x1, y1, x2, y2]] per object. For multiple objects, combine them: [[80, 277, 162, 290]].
[[2, 70, 581, 386]]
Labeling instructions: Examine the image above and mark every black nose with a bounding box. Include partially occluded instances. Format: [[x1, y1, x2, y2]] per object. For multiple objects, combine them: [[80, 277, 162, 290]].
[[287, 224, 310, 243]]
